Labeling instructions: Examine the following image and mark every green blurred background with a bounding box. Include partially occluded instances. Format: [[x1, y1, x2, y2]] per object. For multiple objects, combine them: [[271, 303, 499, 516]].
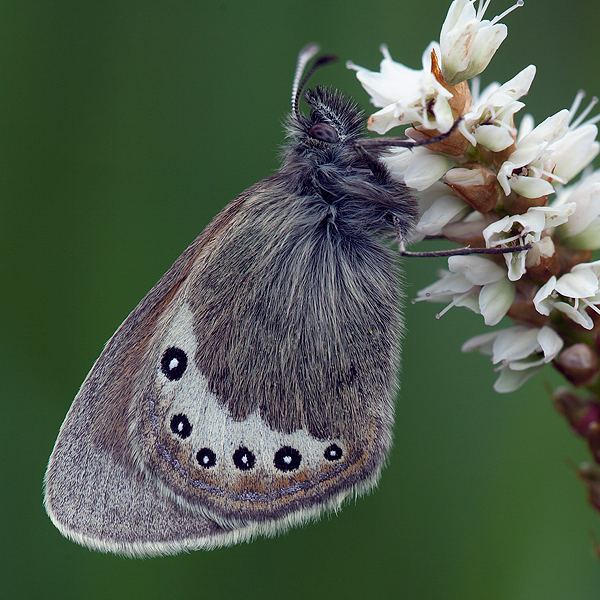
[[2, 0, 600, 598]]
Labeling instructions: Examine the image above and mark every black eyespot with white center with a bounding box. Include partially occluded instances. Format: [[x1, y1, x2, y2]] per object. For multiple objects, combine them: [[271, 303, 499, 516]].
[[161, 347, 187, 381], [274, 446, 302, 472], [233, 446, 256, 471], [307, 122, 339, 143], [170, 414, 192, 439], [196, 448, 216, 469], [324, 443, 343, 461]]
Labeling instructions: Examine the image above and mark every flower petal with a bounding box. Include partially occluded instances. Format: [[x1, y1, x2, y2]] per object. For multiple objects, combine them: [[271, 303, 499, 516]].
[[537, 325, 564, 362], [491, 326, 540, 363], [509, 175, 555, 198], [533, 276, 557, 316], [479, 278, 515, 325], [554, 268, 600, 299], [414, 193, 471, 239], [494, 364, 543, 393], [448, 254, 506, 285], [384, 148, 456, 190], [461, 330, 499, 355]]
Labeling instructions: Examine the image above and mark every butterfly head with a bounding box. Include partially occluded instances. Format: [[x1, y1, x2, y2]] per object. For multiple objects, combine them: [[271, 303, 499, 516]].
[[291, 85, 364, 146], [283, 44, 368, 170]]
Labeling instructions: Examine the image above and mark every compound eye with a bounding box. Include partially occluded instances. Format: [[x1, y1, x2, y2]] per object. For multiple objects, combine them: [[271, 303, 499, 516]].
[[307, 122, 339, 143]]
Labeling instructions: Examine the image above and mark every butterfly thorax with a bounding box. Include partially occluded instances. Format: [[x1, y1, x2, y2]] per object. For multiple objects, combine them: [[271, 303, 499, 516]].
[[282, 85, 418, 242]]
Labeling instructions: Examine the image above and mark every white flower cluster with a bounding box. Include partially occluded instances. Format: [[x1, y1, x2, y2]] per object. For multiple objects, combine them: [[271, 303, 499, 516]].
[[349, 0, 600, 393]]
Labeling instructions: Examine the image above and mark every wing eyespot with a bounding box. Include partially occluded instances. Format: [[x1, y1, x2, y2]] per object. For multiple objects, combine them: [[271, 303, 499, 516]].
[[324, 443, 343, 461], [161, 347, 188, 381], [170, 414, 192, 439], [274, 446, 302, 472], [196, 448, 217, 469], [232, 446, 256, 471]]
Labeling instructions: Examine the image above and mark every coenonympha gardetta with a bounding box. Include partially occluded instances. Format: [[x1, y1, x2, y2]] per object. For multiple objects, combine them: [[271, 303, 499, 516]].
[[44, 44, 498, 557]]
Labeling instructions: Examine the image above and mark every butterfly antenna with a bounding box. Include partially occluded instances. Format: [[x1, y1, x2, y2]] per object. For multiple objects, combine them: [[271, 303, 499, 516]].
[[292, 44, 320, 116], [292, 44, 337, 118]]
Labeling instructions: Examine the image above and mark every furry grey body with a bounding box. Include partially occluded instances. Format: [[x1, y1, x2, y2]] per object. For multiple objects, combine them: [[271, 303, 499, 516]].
[[44, 85, 419, 556]]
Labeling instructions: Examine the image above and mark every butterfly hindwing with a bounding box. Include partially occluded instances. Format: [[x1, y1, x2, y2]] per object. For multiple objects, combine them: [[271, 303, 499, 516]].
[[44, 197, 256, 556]]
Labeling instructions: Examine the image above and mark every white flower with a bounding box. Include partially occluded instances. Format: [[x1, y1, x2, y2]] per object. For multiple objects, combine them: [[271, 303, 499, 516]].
[[440, 0, 523, 85], [533, 261, 600, 329], [382, 145, 457, 191], [497, 110, 571, 198], [483, 204, 576, 281], [460, 65, 536, 151], [554, 169, 600, 249], [462, 325, 564, 392], [497, 95, 600, 198], [552, 92, 600, 182], [412, 182, 472, 241], [347, 43, 455, 134], [415, 254, 515, 325]]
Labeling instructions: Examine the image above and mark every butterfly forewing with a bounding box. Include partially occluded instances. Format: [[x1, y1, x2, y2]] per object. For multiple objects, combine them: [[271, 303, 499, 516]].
[[44, 68, 418, 556]]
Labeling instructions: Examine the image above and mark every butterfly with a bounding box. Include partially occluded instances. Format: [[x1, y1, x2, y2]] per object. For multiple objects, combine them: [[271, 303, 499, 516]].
[[44, 44, 471, 557]]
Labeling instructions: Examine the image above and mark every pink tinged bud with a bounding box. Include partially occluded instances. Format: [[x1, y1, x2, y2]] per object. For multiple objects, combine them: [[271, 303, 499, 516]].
[[553, 343, 600, 388], [444, 164, 501, 213], [553, 388, 600, 437], [588, 422, 600, 465]]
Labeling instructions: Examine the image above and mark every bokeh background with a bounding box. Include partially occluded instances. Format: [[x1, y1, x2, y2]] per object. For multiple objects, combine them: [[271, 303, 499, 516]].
[[3, 0, 600, 598]]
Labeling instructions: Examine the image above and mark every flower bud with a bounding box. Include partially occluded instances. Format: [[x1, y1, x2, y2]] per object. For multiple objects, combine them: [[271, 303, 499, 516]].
[[553, 343, 600, 387], [553, 387, 600, 437], [444, 164, 501, 213], [439, 0, 519, 86]]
